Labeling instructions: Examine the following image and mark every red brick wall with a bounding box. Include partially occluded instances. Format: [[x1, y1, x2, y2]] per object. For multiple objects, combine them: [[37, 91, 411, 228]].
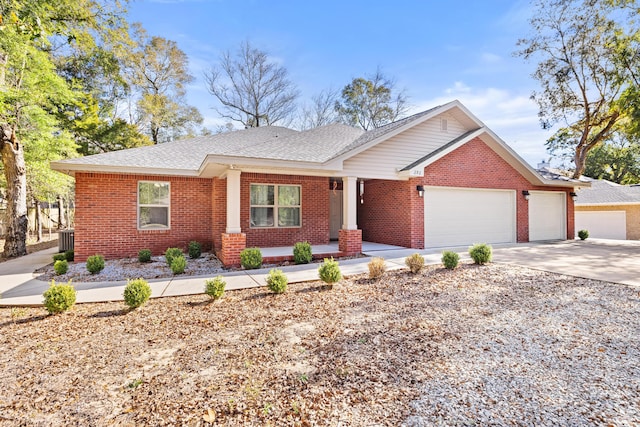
[[74, 173, 212, 261], [357, 179, 424, 248], [239, 173, 330, 247], [212, 177, 226, 250], [357, 137, 575, 247]]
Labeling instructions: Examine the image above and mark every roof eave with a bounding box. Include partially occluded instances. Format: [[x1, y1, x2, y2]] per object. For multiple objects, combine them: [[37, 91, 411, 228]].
[[50, 161, 199, 178]]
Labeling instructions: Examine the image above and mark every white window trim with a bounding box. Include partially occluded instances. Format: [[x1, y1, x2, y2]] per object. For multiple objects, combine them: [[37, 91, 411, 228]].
[[250, 183, 302, 229], [137, 181, 171, 230]]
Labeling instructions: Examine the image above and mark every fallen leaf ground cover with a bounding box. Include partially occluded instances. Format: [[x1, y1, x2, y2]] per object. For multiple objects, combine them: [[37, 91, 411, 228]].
[[1, 263, 638, 426]]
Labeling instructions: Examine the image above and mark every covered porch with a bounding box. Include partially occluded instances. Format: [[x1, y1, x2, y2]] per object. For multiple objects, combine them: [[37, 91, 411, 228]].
[[257, 241, 407, 264]]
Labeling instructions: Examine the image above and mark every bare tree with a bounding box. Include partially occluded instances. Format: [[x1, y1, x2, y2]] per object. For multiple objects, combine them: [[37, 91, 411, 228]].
[[204, 41, 300, 127], [297, 88, 340, 130], [335, 68, 409, 130]]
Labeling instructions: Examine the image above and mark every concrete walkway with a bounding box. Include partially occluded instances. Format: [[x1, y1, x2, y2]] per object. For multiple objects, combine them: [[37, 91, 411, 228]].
[[1, 239, 638, 307]]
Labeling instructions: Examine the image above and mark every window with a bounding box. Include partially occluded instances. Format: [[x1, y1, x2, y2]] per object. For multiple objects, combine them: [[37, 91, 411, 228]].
[[138, 181, 170, 229], [250, 184, 301, 228]]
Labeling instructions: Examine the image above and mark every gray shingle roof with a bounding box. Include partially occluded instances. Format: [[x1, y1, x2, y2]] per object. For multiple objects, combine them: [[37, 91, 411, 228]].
[[536, 167, 589, 184], [54, 124, 364, 171], [575, 178, 640, 204]]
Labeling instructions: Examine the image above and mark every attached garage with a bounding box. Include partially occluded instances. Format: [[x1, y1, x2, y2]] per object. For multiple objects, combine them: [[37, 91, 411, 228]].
[[528, 191, 566, 241], [575, 211, 626, 240], [424, 187, 516, 247]]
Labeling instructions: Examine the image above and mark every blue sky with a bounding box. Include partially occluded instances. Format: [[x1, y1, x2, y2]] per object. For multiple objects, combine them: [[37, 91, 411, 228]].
[[128, 0, 552, 167]]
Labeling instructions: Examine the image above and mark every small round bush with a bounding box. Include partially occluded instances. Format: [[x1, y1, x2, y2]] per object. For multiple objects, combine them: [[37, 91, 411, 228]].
[[405, 253, 425, 274], [205, 276, 226, 300], [54, 259, 68, 275], [138, 249, 152, 263], [469, 243, 492, 265], [188, 241, 202, 259], [53, 253, 66, 262], [43, 280, 76, 314], [441, 251, 460, 269], [86, 255, 105, 274], [64, 250, 74, 262], [293, 241, 312, 264], [170, 255, 187, 274], [318, 257, 342, 288], [240, 248, 262, 269], [578, 229, 589, 240], [124, 278, 152, 309], [165, 247, 183, 266], [368, 257, 386, 280], [266, 269, 288, 294]]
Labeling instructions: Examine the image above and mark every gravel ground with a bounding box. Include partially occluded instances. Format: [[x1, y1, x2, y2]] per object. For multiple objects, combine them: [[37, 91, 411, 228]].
[[38, 253, 227, 282], [1, 263, 638, 426]]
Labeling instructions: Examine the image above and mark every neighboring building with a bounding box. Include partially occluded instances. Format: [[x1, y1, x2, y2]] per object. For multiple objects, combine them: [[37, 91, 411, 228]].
[[574, 178, 640, 240], [51, 100, 587, 266]]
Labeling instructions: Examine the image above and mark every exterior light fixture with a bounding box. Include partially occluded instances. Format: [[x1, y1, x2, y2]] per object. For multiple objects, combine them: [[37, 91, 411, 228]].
[[570, 191, 578, 201], [359, 179, 365, 204], [522, 190, 530, 200], [416, 185, 425, 197]]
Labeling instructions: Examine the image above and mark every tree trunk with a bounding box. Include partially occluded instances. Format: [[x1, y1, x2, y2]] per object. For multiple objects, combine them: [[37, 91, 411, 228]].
[[1, 125, 28, 258], [34, 196, 42, 242]]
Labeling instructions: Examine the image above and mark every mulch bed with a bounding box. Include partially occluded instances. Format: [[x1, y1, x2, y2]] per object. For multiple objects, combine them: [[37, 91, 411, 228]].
[[1, 263, 638, 426]]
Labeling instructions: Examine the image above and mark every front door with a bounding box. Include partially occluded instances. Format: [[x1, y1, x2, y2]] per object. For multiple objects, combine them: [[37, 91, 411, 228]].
[[329, 190, 343, 240]]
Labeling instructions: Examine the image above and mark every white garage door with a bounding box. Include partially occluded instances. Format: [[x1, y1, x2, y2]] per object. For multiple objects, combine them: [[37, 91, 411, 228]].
[[424, 187, 516, 247], [529, 191, 566, 241], [575, 211, 626, 240]]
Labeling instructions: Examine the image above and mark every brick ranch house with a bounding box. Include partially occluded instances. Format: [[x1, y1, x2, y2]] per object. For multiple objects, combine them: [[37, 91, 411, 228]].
[[51, 100, 588, 266]]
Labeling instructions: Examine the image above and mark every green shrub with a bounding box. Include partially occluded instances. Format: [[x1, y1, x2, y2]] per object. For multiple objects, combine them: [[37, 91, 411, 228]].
[[240, 248, 262, 269], [266, 269, 288, 294], [43, 280, 76, 314], [188, 241, 202, 259], [165, 247, 183, 266], [405, 253, 425, 274], [53, 259, 68, 275], [64, 250, 74, 262], [469, 243, 492, 265], [318, 257, 342, 288], [138, 249, 152, 263], [86, 255, 105, 274], [578, 229, 589, 240], [368, 257, 386, 280], [53, 253, 66, 262], [205, 276, 226, 300], [123, 278, 152, 309], [170, 255, 187, 274], [441, 251, 460, 269], [293, 241, 312, 264]]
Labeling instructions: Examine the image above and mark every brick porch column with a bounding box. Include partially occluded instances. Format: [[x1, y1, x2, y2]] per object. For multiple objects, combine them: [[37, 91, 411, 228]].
[[339, 176, 362, 254], [218, 169, 246, 266], [339, 229, 362, 254], [220, 232, 246, 266]]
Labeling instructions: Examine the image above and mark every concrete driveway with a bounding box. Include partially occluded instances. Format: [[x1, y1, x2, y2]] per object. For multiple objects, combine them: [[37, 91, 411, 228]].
[[491, 239, 640, 287]]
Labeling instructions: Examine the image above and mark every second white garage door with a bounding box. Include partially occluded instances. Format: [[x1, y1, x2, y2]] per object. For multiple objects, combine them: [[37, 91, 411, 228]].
[[528, 191, 566, 241], [424, 187, 516, 247]]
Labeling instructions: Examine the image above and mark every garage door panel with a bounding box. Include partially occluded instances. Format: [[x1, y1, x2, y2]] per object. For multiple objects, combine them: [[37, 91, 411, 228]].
[[424, 188, 516, 247], [529, 191, 566, 241], [575, 211, 626, 240]]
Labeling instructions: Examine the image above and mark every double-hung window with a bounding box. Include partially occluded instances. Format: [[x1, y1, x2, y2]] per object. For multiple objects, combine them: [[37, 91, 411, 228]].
[[138, 181, 170, 229], [250, 184, 301, 228]]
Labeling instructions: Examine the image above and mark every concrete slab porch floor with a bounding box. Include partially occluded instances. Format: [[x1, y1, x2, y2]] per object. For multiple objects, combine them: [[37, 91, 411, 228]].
[[1, 239, 638, 306]]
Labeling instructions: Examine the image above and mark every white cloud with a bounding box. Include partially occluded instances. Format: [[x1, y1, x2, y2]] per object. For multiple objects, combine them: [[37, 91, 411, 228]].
[[413, 82, 557, 167]]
